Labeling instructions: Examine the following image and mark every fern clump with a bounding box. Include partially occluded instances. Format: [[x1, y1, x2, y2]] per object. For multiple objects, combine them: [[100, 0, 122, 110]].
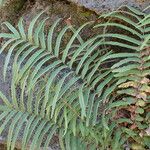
[[95, 5, 150, 148], [0, 11, 113, 149], [0, 5, 149, 150]]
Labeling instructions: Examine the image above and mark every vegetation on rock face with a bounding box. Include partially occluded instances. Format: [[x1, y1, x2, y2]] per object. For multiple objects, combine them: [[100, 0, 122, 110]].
[[0, 0, 26, 30], [94, 6, 150, 149], [0, 0, 25, 8], [0, 5, 149, 150]]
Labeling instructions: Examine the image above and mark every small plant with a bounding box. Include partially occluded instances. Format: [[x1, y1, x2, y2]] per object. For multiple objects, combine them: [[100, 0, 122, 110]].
[[0, 6, 149, 150]]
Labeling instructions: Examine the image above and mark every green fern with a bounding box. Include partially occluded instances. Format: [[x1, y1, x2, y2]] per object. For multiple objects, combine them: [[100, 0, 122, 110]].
[[95, 5, 150, 148], [0, 5, 149, 150], [0, 11, 114, 149]]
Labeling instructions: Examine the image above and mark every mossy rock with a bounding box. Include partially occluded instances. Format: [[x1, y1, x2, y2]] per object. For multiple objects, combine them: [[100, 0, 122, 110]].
[[0, 0, 26, 24]]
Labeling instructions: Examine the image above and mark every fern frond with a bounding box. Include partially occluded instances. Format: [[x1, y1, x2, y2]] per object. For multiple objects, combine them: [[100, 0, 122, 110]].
[[1, 6, 149, 149], [96, 5, 150, 147], [0, 11, 115, 149]]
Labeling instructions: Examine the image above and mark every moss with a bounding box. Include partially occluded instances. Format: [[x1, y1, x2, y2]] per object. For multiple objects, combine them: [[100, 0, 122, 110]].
[[12, 0, 26, 12], [0, 0, 26, 24]]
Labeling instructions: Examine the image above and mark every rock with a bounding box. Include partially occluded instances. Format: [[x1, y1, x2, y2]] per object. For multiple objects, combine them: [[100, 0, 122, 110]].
[[67, 0, 150, 14], [19, 0, 100, 46], [0, 54, 11, 102], [0, 0, 26, 22], [22, 0, 97, 28], [0, 0, 26, 33]]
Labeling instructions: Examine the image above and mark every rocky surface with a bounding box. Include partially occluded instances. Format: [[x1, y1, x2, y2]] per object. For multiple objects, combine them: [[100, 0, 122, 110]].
[[68, 0, 150, 14], [0, 0, 149, 33], [0, 0, 26, 24], [0, 54, 11, 102]]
